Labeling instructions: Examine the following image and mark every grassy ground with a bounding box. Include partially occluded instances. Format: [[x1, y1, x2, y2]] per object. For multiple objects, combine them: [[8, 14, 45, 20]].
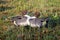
[[0, 0, 60, 40]]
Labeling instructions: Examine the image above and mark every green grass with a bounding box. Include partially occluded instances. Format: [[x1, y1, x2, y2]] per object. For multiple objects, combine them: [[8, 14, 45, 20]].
[[0, 0, 60, 40]]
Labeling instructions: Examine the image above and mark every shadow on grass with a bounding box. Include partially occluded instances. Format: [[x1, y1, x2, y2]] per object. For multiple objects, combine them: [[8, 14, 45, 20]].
[[0, 6, 14, 12], [0, 0, 8, 4]]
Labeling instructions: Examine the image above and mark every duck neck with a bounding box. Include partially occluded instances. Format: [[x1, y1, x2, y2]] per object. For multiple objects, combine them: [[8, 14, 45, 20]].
[[27, 17, 31, 25], [27, 16, 36, 25]]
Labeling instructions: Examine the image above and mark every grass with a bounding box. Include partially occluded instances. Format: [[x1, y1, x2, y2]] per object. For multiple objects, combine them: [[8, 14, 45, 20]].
[[0, 0, 60, 40]]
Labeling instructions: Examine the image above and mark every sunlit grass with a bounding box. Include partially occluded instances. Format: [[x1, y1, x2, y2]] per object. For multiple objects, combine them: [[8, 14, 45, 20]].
[[0, 0, 60, 40]]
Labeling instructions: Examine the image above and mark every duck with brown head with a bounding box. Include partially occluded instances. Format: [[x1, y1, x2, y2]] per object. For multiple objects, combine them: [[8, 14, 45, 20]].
[[11, 10, 29, 26], [11, 10, 50, 28]]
